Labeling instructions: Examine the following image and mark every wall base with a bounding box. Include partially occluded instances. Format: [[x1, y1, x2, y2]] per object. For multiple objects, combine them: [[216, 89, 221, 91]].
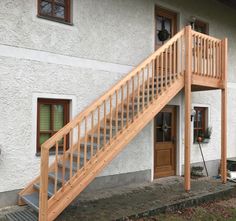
[[182, 159, 220, 177]]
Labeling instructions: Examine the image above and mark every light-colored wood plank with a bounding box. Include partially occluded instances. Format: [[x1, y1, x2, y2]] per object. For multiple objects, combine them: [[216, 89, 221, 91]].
[[184, 25, 192, 192], [221, 38, 228, 184]]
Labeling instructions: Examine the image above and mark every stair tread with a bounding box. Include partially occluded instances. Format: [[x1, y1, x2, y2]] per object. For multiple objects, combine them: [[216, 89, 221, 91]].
[[21, 192, 39, 212], [34, 182, 55, 198], [58, 159, 84, 171]]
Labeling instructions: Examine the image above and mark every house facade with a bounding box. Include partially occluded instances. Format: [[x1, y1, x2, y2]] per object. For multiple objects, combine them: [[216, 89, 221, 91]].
[[0, 0, 235, 210]]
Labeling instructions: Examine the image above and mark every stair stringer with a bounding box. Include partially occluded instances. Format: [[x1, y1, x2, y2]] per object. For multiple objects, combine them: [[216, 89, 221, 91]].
[[46, 75, 184, 221]]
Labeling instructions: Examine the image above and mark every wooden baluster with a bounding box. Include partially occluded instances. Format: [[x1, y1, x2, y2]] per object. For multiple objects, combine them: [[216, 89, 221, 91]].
[[165, 48, 168, 87], [169, 45, 173, 83], [97, 106, 100, 150], [132, 77, 135, 121], [54, 141, 58, 194], [103, 101, 107, 146], [181, 35, 184, 75], [156, 56, 159, 97], [147, 64, 150, 106], [126, 81, 130, 126], [84, 117, 87, 166], [161, 53, 164, 92], [219, 42, 222, 79], [121, 86, 124, 130], [217, 42, 220, 78], [210, 41, 213, 77], [199, 36, 202, 75], [206, 39, 209, 76], [109, 95, 113, 141], [197, 36, 200, 75], [152, 60, 155, 101], [142, 69, 145, 111], [62, 134, 66, 187], [77, 124, 80, 172], [137, 73, 140, 116], [91, 111, 94, 157], [215, 41, 217, 78], [69, 129, 73, 180], [115, 90, 119, 134], [212, 41, 214, 77], [173, 41, 176, 78], [203, 38, 206, 76]]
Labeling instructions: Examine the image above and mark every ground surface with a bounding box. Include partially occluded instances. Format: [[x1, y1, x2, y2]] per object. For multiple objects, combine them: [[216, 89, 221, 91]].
[[1, 177, 236, 221], [133, 198, 236, 221]]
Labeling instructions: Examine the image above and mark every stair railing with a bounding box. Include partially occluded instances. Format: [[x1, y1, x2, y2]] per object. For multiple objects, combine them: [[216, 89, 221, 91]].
[[39, 27, 185, 220], [38, 26, 226, 220], [191, 30, 223, 79]]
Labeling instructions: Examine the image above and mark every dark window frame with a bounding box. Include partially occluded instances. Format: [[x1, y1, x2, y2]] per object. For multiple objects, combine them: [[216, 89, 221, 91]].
[[193, 107, 207, 143], [193, 19, 209, 35], [37, 0, 71, 24], [37, 98, 70, 153]]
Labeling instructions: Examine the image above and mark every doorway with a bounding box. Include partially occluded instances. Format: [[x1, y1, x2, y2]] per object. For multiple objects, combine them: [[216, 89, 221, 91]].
[[154, 106, 177, 178]]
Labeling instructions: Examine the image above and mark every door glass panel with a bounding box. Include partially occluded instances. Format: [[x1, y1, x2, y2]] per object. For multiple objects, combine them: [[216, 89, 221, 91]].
[[53, 104, 64, 131], [164, 128, 171, 141], [156, 113, 163, 127], [40, 104, 51, 131], [156, 128, 164, 142], [164, 112, 172, 126]]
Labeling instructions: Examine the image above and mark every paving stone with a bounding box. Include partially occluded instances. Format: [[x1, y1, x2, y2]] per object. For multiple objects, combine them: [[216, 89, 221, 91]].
[[1, 177, 236, 221]]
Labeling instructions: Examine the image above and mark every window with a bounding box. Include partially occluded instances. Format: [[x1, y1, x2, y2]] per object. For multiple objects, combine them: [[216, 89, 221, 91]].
[[192, 20, 208, 34], [38, 0, 71, 24], [193, 107, 207, 143], [37, 99, 70, 153]]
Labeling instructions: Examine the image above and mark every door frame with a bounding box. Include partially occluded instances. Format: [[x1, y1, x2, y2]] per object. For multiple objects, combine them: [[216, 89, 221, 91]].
[[153, 105, 179, 179]]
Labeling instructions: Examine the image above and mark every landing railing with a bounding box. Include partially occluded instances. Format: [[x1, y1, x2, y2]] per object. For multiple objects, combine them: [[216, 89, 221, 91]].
[[38, 26, 226, 220], [192, 30, 224, 79]]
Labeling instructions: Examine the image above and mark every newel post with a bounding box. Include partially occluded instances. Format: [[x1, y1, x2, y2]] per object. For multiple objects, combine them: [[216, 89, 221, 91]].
[[39, 145, 49, 221], [184, 25, 192, 192], [221, 38, 228, 184]]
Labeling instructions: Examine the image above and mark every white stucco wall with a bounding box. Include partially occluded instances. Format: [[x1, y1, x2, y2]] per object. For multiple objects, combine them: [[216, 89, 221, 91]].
[[0, 0, 236, 193]]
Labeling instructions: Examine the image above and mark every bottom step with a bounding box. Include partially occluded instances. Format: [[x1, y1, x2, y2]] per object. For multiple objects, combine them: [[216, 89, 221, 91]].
[[21, 192, 39, 213]]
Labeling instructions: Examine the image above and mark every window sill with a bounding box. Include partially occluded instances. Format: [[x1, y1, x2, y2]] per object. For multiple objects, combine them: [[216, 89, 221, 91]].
[[193, 140, 210, 145], [35, 150, 65, 157], [37, 15, 73, 26]]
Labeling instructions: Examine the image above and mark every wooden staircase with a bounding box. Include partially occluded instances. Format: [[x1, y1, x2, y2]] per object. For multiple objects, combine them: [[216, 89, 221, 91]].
[[18, 26, 227, 221]]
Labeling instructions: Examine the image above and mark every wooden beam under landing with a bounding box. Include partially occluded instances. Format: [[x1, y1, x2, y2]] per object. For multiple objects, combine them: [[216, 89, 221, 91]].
[[191, 75, 225, 90], [221, 38, 228, 184], [184, 26, 192, 192]]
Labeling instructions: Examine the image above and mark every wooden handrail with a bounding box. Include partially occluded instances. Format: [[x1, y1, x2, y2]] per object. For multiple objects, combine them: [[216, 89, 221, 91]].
[[42, 28, 186, 150], [37, 26, 226, 221]]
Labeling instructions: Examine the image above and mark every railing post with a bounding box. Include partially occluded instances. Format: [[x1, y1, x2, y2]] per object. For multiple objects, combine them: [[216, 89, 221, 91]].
[[184, 25, 192, 192], [221, 38, 228, 184], [39, 146, 49, 221]]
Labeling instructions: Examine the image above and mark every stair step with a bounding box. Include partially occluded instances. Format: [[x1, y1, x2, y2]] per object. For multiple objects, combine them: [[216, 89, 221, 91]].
[[71, 146, 98, 160], [58, 159, 84, 172], [49, 168, 72, 183], [34, 182, 56, 198], [21, 192, 39, 212]]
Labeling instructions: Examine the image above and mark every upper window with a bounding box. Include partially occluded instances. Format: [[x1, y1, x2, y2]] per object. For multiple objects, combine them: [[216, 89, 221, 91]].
[[192, 19, 208, 35], [38, 0, 71, 24], [37, 98, 70, 153]]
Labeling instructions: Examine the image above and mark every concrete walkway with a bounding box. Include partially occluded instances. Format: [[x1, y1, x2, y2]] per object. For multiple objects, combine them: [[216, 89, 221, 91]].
[[1, 177, 236, 221]]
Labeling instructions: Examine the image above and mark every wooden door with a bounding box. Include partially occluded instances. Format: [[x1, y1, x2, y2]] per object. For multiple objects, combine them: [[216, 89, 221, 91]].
[[155, 6, 177, 50], [154, 106, 176, 178]]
